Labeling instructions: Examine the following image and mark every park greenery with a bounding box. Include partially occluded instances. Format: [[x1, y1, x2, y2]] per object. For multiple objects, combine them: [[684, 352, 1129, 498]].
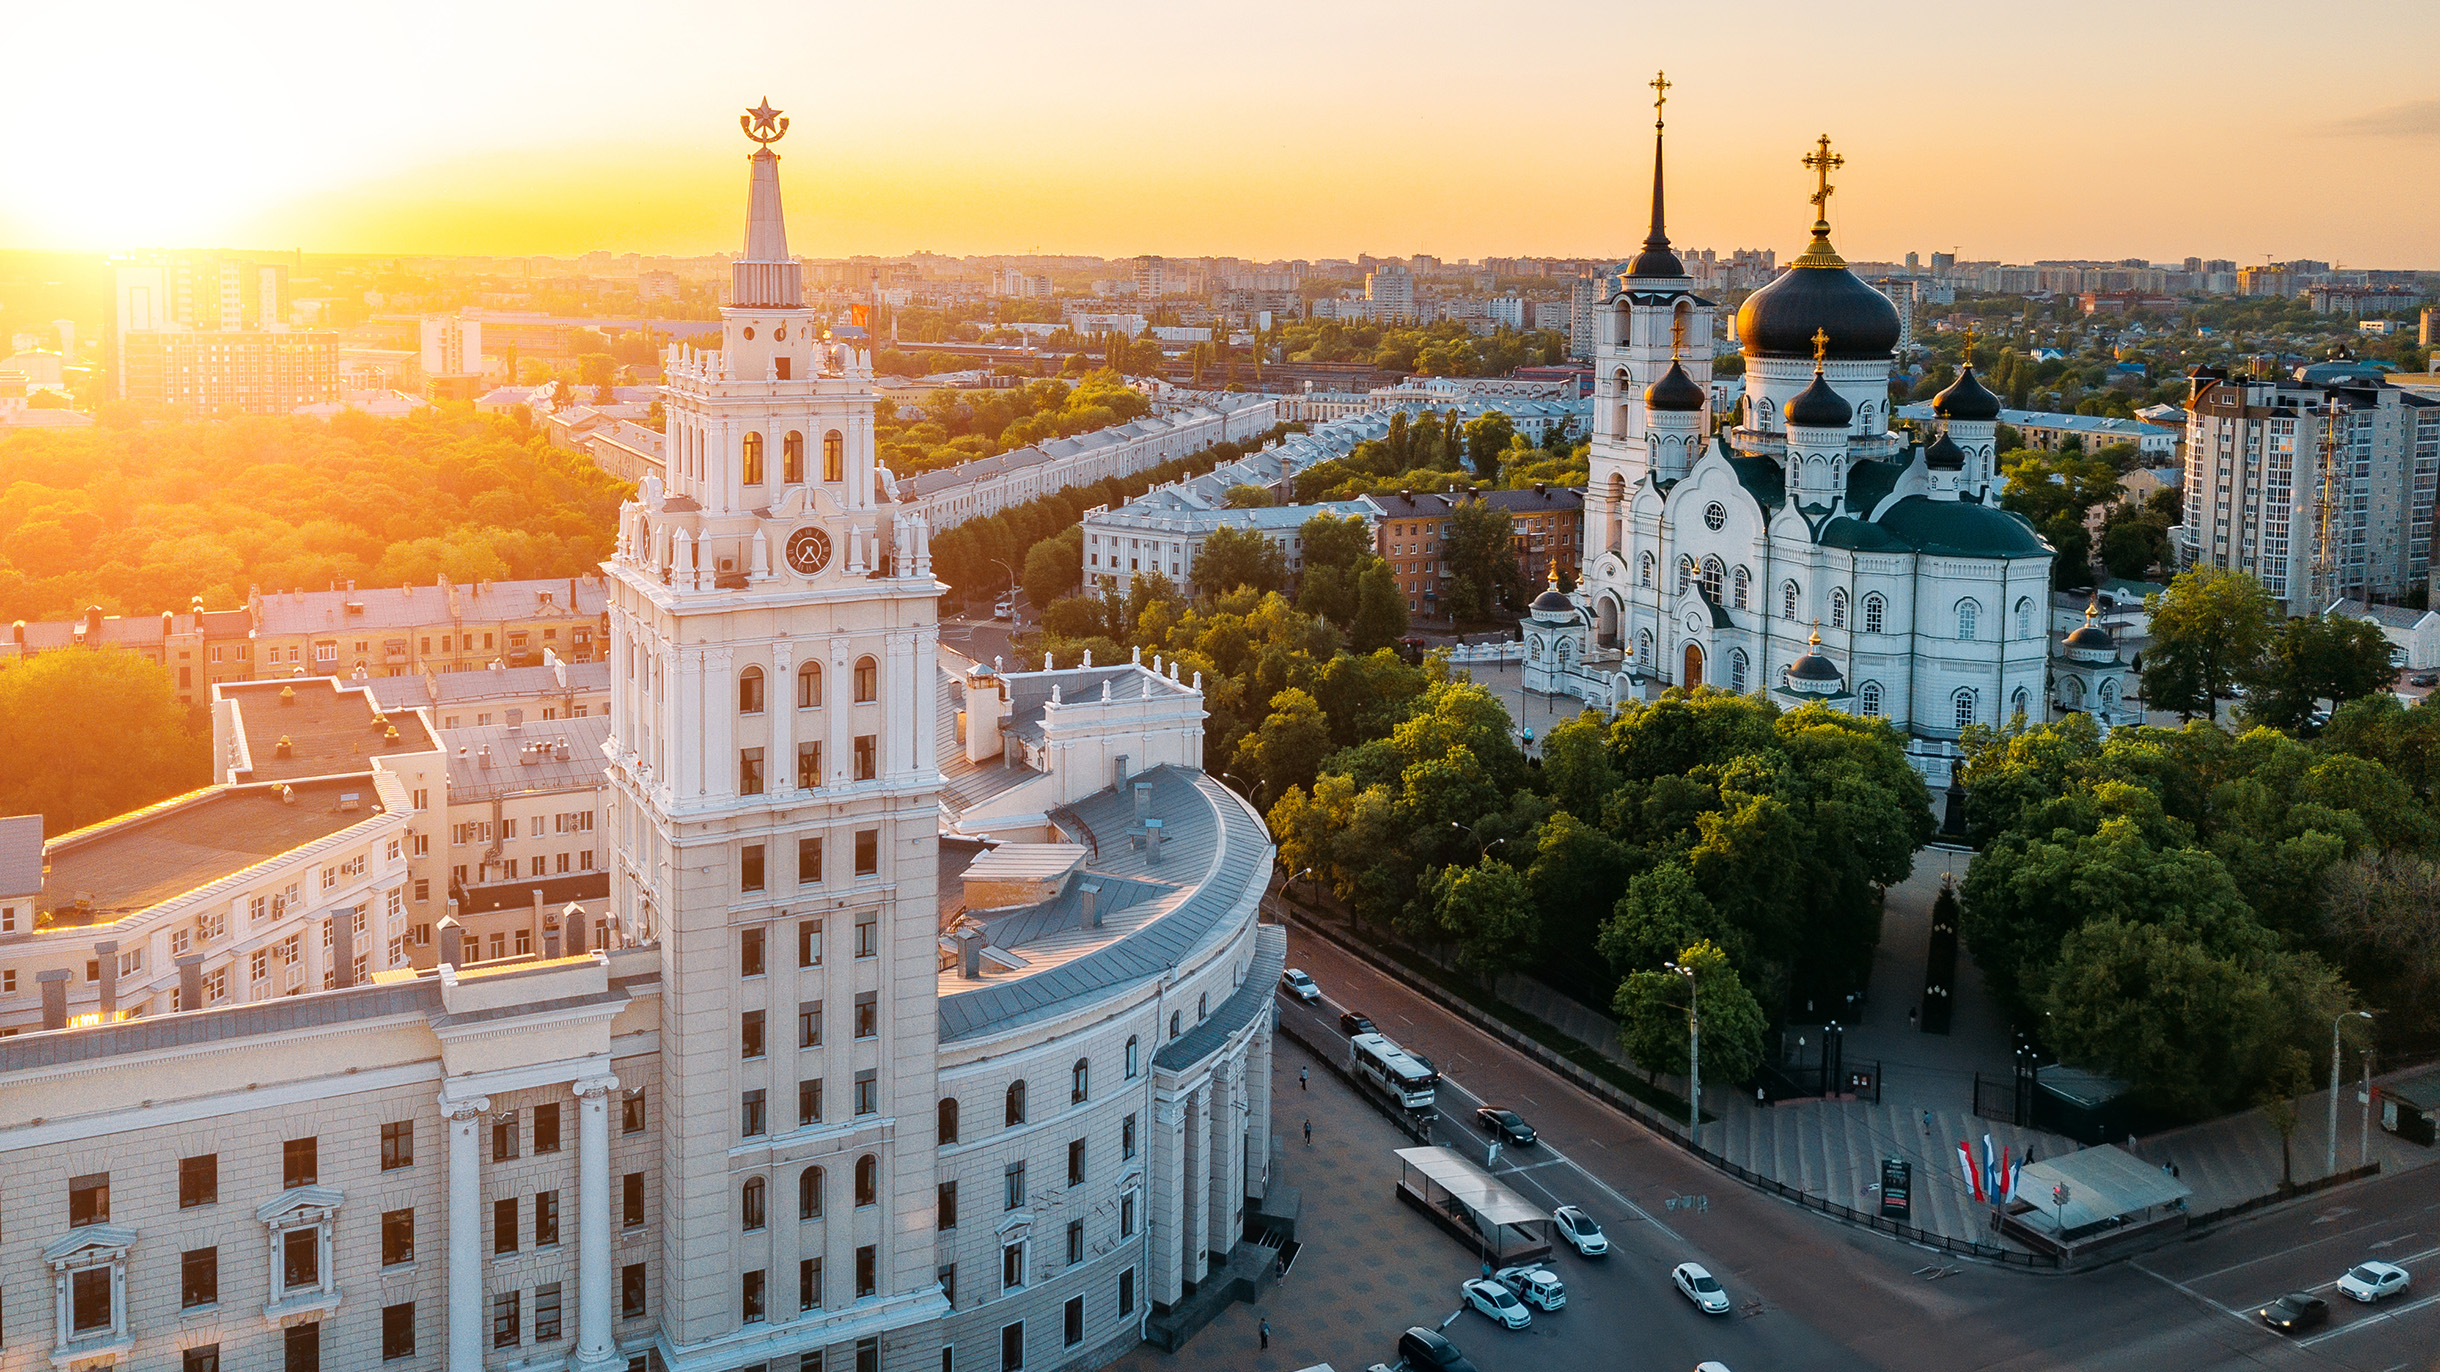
[[0, 407, 631, 623], [1269, 319, 1567, 377], [0, 649, 208, 835], [872, 368, 1153, 477]]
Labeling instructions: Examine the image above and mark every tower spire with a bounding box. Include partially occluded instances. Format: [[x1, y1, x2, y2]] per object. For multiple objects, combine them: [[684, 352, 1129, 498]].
[[1624, 72, 1685, 279], [734, 99, 802, 308]]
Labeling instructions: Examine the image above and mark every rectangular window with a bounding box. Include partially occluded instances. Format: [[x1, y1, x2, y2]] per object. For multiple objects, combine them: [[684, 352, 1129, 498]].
[[741, 927, 767, 976], [1120, 1192, 1135, 1238], [493, 1290, 522, 1348], [382, 1208, 415, 1265], [283, 1227, 318, 1288], [1003, 1241, 1026, 1292], [382, 1302, 416, 1361], [740, 748, 765, 796], [534, 1282, 563, 1342], [742, 843, 766, 893], [743, 1268, 767, 1324], [534, 1102, 561, 1153], [798, 742, 821, 790], [859, 1339, 880, 1372], [801, 1256, 823, 1310], [799, 999, 824, 1047], [180, 1153, 218, 1207], [940, 1262, 957, 1308], [1118, 1267, 1134, 1318], [493, 1114, 520, 1161], [535, 1190, 560, 1247], [1001, 1322, 1024, 1372], [1005, 1162, 1026, 1211], [183, 1245, 220, 1307], [939, 1180, 959, 1230], [799, 1078, 824, 1126], [1064, 1294, 1084, 1347], [854, 990, 878, 1037], [742, 1009, 767, 1059], [854, 1068, 878, 1116], [70, 1172, 108, 1226], [72, 1265, 111, 1332], [285, 1322, 321, 1372], [1068, 1139, 1086, 1187], [284, 1136, 318, 1188], [742, 1088, 768, 1137], [494, 1197, 519, 1255], [856, 1244, 877, 1299], [623, 1173, 645, 1227], [799, 838, 823, 887], [1065, 1219, 1083, 1266], [798, 918, 823, 967], [623, 1264, 648, 1319], [623, 1093, 646, 1134], [854, 829, 877, 877], [853, 734, 877, 780], [1122, 1114, 1136, 1161]]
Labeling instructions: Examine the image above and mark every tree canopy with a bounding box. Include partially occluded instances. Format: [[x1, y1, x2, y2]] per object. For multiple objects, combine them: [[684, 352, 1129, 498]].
[[0, 649, 209, 834]]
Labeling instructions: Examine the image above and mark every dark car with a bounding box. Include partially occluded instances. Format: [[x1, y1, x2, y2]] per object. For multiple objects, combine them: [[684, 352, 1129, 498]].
[[1398, 1326, 1480, 1372], [1476, 1106, 1537, 1145], [1341, 1011, 1377, 1037], [2257, 1292, 2329, 1333]]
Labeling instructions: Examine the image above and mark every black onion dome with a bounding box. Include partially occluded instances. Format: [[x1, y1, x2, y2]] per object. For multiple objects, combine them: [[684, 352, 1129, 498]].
[[1735, 265, 1903, 360], [1531, 584, 1575, 615], [1644, 361, 1706, 412], [1626, 244, 1685, 279], [1932, 364, 2002, 422], [1788, 645, 1842, 681], [2064, 622, 2114, 650], [1925, 431, 1967, 470], [1785, 372, 1853, 428]]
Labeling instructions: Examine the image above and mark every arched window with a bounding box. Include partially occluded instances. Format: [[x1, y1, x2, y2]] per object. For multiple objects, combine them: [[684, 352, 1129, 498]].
[[1732, 566, 1750, 609], [1636, 628, 1654, 668], [1858, 680, 1883, 717], [1956, 599, 1981, 641], [799, 1166, 825, 1220], [854, 656, 878, 703], [1729, 648, 1749, 692], [823, 429, 845, 483], [738, 666, 765, 714], [1782, 580, 1800, 620], [1198, 993, 1208, 1021], [1071, 1058, 1090, 1104], [783, 431, 805, 484], [1004, 1080, 1027, 1127], [1168, 1010, 1181, 1039], [1124, 1036, 1140, 1079], [742, 431, 766, 486], [1863, 593, 1886, 634], [1953, 687, 1978, 729], [1699, 556, 1724, 602], [798, 661, 822, 709], [1676, 555, 1694, 596], [1831, 588, 1849, 629], [2014, 597, 2034, 639], [854, 1154, 878, 1207], [1639, 552, 1654, 588], [2099, 679, 2119, 711], [937, 1097, 959, 1145], [2011, 686, 2030, 722], [741, 1176, 767, 1231]]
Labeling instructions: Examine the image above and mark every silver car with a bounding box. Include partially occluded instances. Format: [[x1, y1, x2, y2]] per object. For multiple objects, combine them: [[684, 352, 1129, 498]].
[[1673, 1262, 1730, 1315]]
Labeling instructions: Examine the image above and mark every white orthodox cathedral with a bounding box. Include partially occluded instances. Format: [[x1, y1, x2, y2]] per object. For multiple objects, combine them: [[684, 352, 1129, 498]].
[[1524, 86, 2133, 780]]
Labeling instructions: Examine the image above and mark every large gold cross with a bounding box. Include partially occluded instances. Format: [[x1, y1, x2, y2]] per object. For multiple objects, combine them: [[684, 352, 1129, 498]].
[[1812, 327, 1830, 365], [1651, 71, 1670, 131], [1671, 311, 1687, 359], [1804, 135, 1843, 217], [1962, 322, 1979, 361]]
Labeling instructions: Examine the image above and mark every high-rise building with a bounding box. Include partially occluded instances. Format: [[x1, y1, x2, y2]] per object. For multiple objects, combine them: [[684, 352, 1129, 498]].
[[421, 311, 485, 381], [111, 254, 335, 413], [2175, 366, 2440, 613], [1363, 263, 1416, 323]]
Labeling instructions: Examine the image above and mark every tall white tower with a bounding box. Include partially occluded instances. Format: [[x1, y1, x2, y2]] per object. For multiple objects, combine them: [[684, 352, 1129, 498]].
[[604, 100, 948, 1371]]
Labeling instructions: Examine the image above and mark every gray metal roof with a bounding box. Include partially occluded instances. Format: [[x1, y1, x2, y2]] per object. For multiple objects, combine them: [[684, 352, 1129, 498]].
[[0, 813, 42, 897], [365, 659, 610, 711], [938, 766, 1269, 1044], [0, 978, 439, 1073], [441, 714, 615, 802], [1154, 924, 1283, 1072]]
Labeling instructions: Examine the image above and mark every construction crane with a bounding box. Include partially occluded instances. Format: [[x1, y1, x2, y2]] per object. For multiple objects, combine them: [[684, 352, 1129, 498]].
[[2311, 396, 2349, 611]]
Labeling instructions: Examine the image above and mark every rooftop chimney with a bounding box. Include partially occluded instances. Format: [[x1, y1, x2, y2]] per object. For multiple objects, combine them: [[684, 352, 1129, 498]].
[[37, 968, 69, 1031], [564, 901, 588, 955], [1079, 882, 1102, 931], [438, 912, 465, 968], [95, 939, 118, 1017], [331, 911, 356, 988], [177, 954, 205, 1011]]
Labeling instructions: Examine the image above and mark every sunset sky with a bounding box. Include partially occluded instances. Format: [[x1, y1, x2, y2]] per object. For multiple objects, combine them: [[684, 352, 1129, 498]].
[[8, 0, 2438, 266]]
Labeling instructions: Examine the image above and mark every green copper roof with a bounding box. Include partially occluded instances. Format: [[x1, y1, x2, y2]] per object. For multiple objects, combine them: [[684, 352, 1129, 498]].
[[1872, 496, 2050, 559], [1844, 457, 1905, 518], [1726, 455, 1784, 512]]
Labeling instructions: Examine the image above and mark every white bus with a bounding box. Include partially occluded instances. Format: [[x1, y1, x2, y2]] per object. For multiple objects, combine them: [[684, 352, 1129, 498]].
[[1351, 1032, 1438, 1111]]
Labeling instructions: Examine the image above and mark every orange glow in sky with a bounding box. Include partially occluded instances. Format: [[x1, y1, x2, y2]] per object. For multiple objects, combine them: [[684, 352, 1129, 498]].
[[5, 0, 2437, 265]]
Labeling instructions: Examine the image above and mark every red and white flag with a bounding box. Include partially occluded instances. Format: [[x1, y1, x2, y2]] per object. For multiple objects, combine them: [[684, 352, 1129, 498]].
[[1957, 1140, 1983, 1203]]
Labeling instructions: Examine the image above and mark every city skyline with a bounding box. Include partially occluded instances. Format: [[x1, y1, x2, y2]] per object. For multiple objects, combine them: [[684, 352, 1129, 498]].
[[8, 0, 2439, 266]]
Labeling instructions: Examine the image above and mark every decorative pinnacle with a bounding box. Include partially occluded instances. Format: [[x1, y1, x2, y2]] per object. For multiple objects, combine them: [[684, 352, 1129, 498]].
[[743, 98, 788, 147], [1547, 557, 1561, 587], [1809, 622, 1823, 647], [1650, 71, 1670, 132]]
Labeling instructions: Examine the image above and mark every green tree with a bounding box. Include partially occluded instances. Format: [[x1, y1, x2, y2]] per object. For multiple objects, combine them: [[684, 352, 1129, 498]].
[[2143, 567, 2276, 722], [1597, 862, 1729, 975], [1191, 524, 1287, 597], [2245, 613, 2397, 732], [1349, 560, 1408, 653], [1997, 448, 2120, 589], [0, 649, 209, 834], [1231, 688, 1333, 803], [2252, 1046, 2312, 1189], [1420, 858, 1540, 979], [1021, 528, 1082, 609], [1440, 499, 1523, 620], [1463, 412, 1517, 481], [1612, 939, 1766, 1087], [1222, 484, 1274, 509]]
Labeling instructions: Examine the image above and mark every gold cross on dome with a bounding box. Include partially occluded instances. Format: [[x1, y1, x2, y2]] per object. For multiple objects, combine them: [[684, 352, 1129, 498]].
[[1804, 134, 1843, 217], [1671, 311, 1687, 359], [1812, 328, 1830, 365], [1650, 71, 1671, 130], [1962, 322, 1979, 359]]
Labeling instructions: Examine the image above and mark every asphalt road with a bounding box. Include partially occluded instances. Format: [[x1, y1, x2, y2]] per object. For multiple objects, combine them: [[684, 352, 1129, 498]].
[[1278, 921, 2440, 1372]]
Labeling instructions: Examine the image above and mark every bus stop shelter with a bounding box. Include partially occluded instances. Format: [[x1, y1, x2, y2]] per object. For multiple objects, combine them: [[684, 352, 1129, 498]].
[[1393, 1146, 1552, 1265], [2000, 1144, 2191, 1258]]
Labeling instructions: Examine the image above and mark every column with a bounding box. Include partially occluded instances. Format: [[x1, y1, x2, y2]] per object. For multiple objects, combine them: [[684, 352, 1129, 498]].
[[911, 626, 938, 773], [676, 648, 705, 799], [705, 647, 736, 799], [1244, 1023, 1273, 1200], [827, 636, 850, 787], [1149, 1096, 1185, 1308], [1182, 1087, 1207, 1287], [770, 642, 794, 796], [884, 631, 915, 778], [573, 1077, 622, 1372], [1204, 1063, 1234, 1263], [444, 1097, 491, 1372]]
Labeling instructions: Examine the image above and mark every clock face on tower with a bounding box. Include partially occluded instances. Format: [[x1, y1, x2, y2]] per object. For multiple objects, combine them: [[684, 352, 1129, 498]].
[[785, 525, 832, 575]]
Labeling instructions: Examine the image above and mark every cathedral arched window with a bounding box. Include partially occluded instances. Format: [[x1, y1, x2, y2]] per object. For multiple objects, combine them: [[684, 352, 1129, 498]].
[[2014, 597, 2034, 639], [1699, 557, 1724, 602], [738, 666, 765, 714], [1676, 556, 1693, 596], [823, 429, 845, 483], [798, 661, 823, 709], [742, 431, 767, 486], [1956, 599, 1981, 641], [1636, 629, 1653, 668], [1729, 648, 1750, 693], [1952, 687, 1978, 730], [1831, 589, 1849, 629], [1639, 553, 1654, 588], [854, 656, 878, 703], [854, 1154, 878, 1207], [2099, 679, 2118, 710], [799, 1165, 825, 1219], [1732, 566, 1750, 609], [741, 1177, 767, 1232], [2011, 687, 2030, 722], [1782, 580, 1800, 621], [1857, 681, 1883, 717], [1863, 593, 1886, 634], [784, 431, 805, 484]]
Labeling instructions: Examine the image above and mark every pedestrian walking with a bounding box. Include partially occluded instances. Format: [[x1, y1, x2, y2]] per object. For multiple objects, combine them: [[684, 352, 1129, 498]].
[[1259, 1318, 1270, 1350], [1303, 1118, 1312, 1146], [1908, 1005, 1919, 1029], [1299, 1067, 1308, 1091], [1921, 1109, 1932, 1136]]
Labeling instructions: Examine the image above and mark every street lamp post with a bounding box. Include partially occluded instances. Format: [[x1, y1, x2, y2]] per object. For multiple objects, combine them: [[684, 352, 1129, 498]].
[[2361, 1049, 2375, 1169], [1666, 960, 1700, 1136], [2330, 1010, 2374, 1178]]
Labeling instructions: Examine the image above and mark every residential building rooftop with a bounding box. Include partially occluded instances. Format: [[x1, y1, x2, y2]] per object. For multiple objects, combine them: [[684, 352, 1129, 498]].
[[38, 777, 379, 923], [217, 677, 437, 782]]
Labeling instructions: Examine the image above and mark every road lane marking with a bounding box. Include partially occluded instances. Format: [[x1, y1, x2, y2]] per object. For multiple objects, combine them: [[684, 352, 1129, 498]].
[[2237, 1244, 2440, 1315], [2299, 1288, 2440, 1346], [1432, 1069, 1685, 1243], [2128, 1261, 2250, 1324], [2178, 1211, 2428, 1282]]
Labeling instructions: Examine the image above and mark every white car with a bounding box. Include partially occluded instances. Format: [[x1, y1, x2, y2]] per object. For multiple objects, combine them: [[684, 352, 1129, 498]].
[[1280, 968, 1321, 1003], [1492, 1263, 1566, 1311], [992, 596, 1015, 620], [2338, 1260, 2411, 1303], [1696, 1364, 1735, 1372], [1461, 1276, 1531, 1329], [1673, 1262, 1731, 1315], [1553, 1205, 1608, 1256]]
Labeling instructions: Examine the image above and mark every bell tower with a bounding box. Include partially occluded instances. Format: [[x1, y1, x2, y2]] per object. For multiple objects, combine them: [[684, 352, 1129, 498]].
[[604, 101, 950, 1371]]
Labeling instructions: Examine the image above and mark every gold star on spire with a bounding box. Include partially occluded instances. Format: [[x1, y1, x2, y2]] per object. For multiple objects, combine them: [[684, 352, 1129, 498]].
[[742, 98, 788, 146]]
